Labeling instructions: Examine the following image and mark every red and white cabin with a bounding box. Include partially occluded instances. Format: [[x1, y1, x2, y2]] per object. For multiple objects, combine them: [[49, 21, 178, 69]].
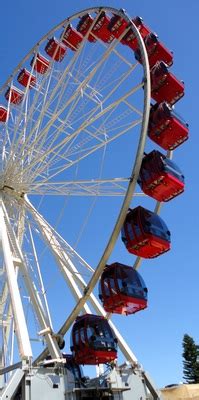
[[148, 102, 189, 150], [0, 106, 8, 122], [91, 11, 115, 43], [17, 69, 36, 88], [62, 24, 83, 51], [76, 13, 97, 42], [122, 16, 151, 50], [135, 32, 173, 68], [45, 38, 66, 62], [5, 87, 24, 105], [151, 61, 184, 105], [108, 11, 129, 39], [30, 53, 50, 74]]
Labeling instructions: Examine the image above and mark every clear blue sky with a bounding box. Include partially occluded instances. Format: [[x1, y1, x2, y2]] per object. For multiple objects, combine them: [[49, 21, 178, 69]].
[[0, 0, 198, 389]]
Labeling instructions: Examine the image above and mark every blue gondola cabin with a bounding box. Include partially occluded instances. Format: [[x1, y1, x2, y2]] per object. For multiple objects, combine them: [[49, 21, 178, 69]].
[[121, 206, 171, 258], [138, 150, 185, 202], [71, 315, 117, 365], [148, 102, 189, 150], [99, 262, 148, 315]]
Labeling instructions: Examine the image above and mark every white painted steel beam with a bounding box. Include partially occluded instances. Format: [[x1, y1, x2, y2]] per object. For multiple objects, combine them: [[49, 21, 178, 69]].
[[26, 200, 91, 315], [0, 202, 32, 360], [1, 200, 63, 361]]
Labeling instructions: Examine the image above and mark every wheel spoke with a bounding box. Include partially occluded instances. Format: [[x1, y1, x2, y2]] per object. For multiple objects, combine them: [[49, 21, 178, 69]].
[[28, 177, 145, 196]]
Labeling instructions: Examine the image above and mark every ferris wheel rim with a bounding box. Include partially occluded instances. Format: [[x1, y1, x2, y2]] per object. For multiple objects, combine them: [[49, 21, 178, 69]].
[[46, 23, 151, 340], [0, 6, 151, 367]]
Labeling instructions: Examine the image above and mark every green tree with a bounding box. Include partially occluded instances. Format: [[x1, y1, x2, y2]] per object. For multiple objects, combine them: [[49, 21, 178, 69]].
[[182, 334, 199, 383]]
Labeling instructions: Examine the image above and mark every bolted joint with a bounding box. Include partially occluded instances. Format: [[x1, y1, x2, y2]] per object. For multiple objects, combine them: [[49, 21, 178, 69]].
[[53, 334, 65, 350], [38, 327, 52, 336]]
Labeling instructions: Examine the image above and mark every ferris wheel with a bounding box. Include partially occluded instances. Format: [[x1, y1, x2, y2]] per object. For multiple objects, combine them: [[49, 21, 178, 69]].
[[0, 6, 188, 388]]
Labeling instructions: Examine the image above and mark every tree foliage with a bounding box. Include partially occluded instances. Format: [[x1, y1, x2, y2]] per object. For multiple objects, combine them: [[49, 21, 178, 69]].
[[182, 334, 199, 383]]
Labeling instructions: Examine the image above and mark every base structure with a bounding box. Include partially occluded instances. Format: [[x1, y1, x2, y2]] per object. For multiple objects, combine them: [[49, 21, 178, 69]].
[[0, 193, 161, 400], [0, 361, 161, 400]]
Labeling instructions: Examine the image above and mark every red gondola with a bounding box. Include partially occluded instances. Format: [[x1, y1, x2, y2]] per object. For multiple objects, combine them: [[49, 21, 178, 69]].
[[151, 61, 184, 105], [30, 53, 50, 74], [121, 16, 151, 51], [77, 12, 114, 43], [91, 11, 115, 43], [17, 69, 36, 88], [108, 10, 129, 39], [45, 38, 66, 62], [99, 262, 148, 315], [5, 87, 24, 105], [148, 102, 189, 150], [121, 206, 171, 258], [71, 314, 117, 365], [76, 13, 97, 42], [135, 33, 173, 68], [138, 150, 185, 202], [0, 106, 8, 122], [62, 24, 83, 51]]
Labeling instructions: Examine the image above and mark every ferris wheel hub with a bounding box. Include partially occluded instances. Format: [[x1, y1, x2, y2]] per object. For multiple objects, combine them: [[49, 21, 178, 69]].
[[1, 185, 25, 198]]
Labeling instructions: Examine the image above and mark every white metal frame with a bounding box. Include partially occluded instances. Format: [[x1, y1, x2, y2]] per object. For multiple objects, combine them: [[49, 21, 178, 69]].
[[0, 6, 153, 378]]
